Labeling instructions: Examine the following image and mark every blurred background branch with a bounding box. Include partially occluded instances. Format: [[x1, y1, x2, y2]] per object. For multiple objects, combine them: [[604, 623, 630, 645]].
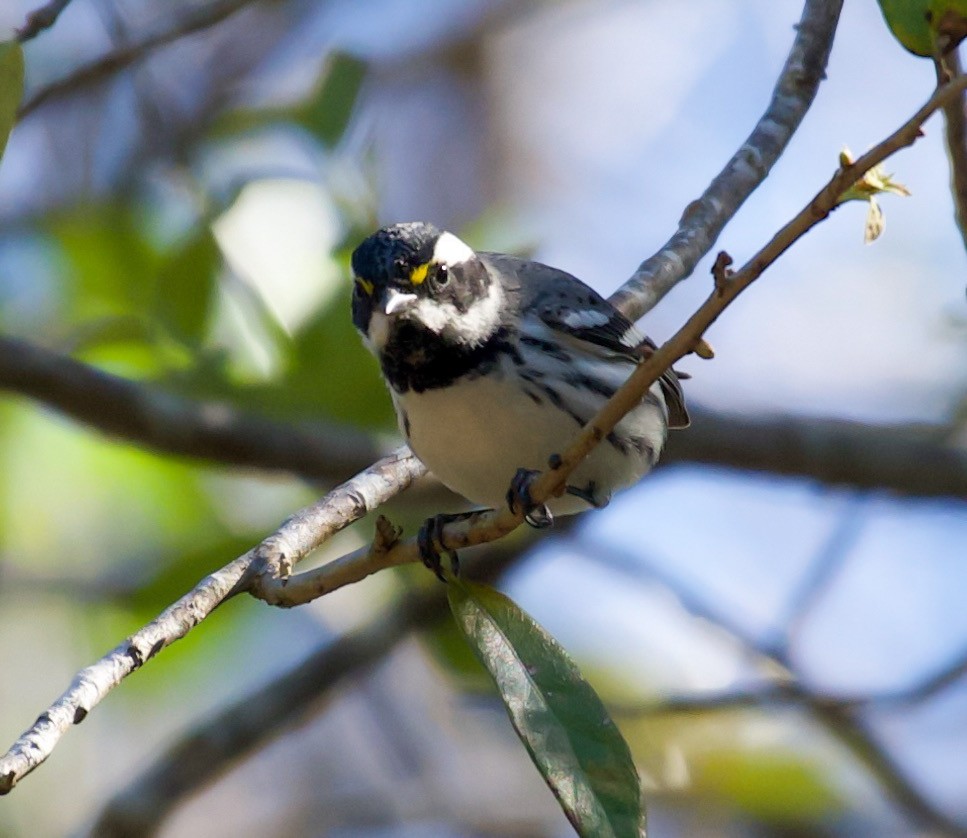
[[16, 0, 264, 119], [3, 334, 964, 496], [1, 0, 966, 835], [938, 49, 967, 255], [609, 0, 844, 320], [15, 0, 75, 42]]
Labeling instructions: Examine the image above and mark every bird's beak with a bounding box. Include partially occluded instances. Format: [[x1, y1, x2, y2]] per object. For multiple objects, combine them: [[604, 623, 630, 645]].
[[380, 287, 418, 316]]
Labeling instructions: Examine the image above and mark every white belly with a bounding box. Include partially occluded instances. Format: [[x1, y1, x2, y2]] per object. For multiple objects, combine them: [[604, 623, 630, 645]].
[[393, 358, 667, 514]]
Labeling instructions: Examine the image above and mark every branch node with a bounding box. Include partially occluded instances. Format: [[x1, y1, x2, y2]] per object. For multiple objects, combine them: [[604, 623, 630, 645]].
[[692, 338, 715, 360], [372, 515, 403, 556], [712, 251, 734, 295]]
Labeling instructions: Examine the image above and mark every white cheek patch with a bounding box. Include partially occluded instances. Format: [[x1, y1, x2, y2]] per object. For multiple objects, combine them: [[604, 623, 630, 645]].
[[411, 279, 503, 345], [561, 309, 610, 329], [455, 279, 503, 343], [432, 231, 474, 266]]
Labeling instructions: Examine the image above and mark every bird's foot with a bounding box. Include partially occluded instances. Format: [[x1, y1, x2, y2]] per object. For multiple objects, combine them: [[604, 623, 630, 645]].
[[565, 481, 610, 509], [507, 468, 554, 529], [417, 512, 474, 581]]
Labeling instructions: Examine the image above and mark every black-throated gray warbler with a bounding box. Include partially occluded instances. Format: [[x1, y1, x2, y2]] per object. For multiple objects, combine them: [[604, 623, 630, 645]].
[[351, 222, 688, 575]]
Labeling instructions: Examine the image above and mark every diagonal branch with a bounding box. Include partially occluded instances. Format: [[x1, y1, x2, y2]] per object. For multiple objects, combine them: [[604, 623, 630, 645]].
[[0, 447, 425, 794], [88, 539, 529, 836], [15, 0, 75, 42], [16, 0, 262, 120], [2, 34, 964, 805], [608, 0, 844, 320], [250, 72, 967, 608]]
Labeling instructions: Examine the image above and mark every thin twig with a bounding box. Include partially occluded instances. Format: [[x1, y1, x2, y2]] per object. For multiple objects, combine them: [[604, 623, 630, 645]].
[[89, 540, 526, 836], [16, 0, 261, 120], [2, 57, 964, 806], [247, 71, 967, 608], [937, 50, 967, 254], [768, 497, 869, 651], [593, 543, 967, 835], [92, 587, 450, 837], [0, 447, 425, 794], [15, 0, 74, 42], [608, 0, 844, 320]]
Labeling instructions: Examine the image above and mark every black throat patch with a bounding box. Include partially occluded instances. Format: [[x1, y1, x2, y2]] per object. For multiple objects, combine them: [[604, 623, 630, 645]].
[[379, 322, 519, 393]]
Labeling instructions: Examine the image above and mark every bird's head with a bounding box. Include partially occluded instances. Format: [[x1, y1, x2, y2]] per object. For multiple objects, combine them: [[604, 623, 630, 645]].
[[351, 222, 502, 352]]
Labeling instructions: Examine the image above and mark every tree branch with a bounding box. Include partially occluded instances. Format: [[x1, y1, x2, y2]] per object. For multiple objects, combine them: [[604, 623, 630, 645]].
[[0, 335, 387, 482], [667, 407, 967, 497], [3, 36, 964, 805], [608, 0, 844, 320], [7, 336, 967, 497], [0, 447, 425, 794], [4, 335, 964, 506], [88, 540, 527, 837], [16, 0, 261, 120], [92, 586, 450, 837], [15, 0, 74, 42], [594, 533, 967, 836], [249, 71, 967, 608], [937, 50, 967, 254]]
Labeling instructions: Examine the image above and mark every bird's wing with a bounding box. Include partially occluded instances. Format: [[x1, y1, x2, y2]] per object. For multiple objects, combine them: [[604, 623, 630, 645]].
[[481, 253, 690, 428]]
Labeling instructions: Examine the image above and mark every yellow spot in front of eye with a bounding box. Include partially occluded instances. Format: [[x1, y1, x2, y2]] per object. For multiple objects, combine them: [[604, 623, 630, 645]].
[[409, 263, 429, 285], [356, 277, 374, 296]]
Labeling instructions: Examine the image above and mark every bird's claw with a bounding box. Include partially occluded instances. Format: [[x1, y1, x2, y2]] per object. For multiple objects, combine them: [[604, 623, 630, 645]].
[[507, 468, 554, 529], [417, 514, 462, 581]]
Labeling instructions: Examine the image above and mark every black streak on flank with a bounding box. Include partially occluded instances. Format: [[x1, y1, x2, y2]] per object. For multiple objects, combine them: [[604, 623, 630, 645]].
[[520, 335, 572, 363], [539, 384, 587, 429]]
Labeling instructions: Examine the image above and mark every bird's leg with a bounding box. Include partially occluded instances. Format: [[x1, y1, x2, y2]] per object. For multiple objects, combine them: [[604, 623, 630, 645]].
[[417, 511, 476, 580], [565, 481, 610, 509], [507, 468, 554, 529]]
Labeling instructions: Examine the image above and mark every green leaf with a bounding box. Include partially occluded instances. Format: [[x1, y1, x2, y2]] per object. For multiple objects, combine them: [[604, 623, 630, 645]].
[[876, 0, 934, 55], [447, 579, 645, 838], [929, 0, 967, 51], [295, 53, 367, 147], [0, 41, 24, 160], [49, 203, 161, 319], [206, 52, 366, 147], [876, 0, 967, 55], [155, 228, 220, 345], [286, 283, 395, 426]]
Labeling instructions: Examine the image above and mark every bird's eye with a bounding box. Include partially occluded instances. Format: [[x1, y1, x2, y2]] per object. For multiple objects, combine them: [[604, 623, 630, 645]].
[[434, 264, 450, 286]]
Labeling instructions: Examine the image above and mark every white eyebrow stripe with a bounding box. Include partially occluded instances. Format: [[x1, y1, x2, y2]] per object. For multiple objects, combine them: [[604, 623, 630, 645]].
[[432, 231, 474, 266]]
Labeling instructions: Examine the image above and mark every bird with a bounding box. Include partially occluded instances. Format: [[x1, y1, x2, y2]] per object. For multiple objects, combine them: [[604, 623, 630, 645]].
[[350, 221, 688, 577]]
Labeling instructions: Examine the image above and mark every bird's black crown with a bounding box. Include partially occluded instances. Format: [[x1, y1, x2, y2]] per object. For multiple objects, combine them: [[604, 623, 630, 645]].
[[351, 221, 440, 285]]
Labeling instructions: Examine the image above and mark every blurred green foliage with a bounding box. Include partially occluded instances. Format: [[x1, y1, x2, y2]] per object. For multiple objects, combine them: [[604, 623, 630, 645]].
[[0, 41, 23, 159]]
